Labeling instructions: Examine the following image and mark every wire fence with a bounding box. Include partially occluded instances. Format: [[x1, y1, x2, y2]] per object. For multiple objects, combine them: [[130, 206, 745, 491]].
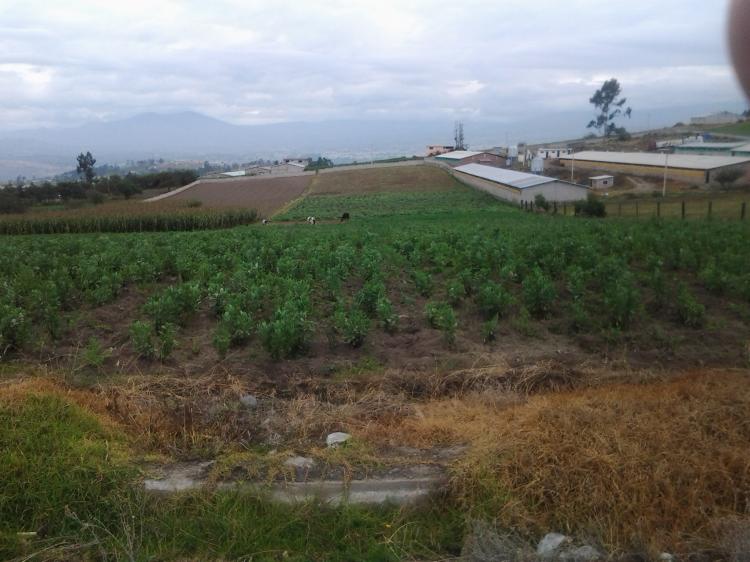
[[519, 198, 749, 220]]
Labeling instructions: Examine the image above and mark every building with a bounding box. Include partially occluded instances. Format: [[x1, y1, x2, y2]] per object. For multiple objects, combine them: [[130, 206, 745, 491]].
[[656, 136, 703, 149], [426, 145, 454, 157], [434, 150, 505, 167], [731, 143, 750, 157], [536, 147, 573, 159], [452, 163, 588, 204], [589, 175, 614, 190], [690, 111, 742, 126], [559, 151, 750, 184], [674, 142, 747, 155]]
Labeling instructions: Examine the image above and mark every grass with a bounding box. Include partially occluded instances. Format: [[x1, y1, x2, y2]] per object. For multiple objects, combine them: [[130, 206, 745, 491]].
[[391, 370, 750, 555], [708, 121, 750, 136], [604, 191, 749, 220], [0, 379, 464, 561]]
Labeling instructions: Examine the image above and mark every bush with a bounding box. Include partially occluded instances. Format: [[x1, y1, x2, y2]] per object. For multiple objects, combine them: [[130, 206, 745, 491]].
[[574, 195, 606, 218], [355, 279, 385, 317], [533, 194, 550, 212], [259, 302, 312, 359], [412, 270, 433, 297], [0, 192, 30, 214], [446, 279, 465, 306], [425, 302, 457, 344], [675, 284, 705, 328], [481, 314, 499, 343], [476, 282, 514, 319], [522, 268, 556, 318], [129, 320, 155, 359], [0, 302, 30, 356], [376, 297, 398, 333], [157, 322, 177, 360], [715, 168, 744, 189], [335, 307, 370, 348]]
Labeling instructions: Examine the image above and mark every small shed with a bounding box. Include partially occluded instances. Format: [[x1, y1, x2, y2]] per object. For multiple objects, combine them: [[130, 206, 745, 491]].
[[589, 175, 614, 190]]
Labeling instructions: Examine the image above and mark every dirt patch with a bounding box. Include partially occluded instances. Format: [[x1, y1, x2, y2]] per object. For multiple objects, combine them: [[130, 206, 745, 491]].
[[310, 165, 458, 195], [168, 175, 311, 217]]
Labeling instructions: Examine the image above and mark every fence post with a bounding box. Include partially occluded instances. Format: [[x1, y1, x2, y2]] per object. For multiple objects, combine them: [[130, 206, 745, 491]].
[[708, 201, 713, 220], [563, 203, 567, 216], [681, 201, 685, 219], [742, 201, 747, 221], [657, 201, 661, 218], [635, 202, 639, 218], [553, 201, 557, 214], [618, 203, 622, 217]]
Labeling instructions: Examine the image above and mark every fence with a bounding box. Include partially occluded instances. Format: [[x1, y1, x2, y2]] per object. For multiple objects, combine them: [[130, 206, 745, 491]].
[[518, 198, 748, 220]]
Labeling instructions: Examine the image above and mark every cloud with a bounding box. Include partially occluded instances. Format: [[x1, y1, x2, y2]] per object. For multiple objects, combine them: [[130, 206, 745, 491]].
[[0, 0, 744, 130]]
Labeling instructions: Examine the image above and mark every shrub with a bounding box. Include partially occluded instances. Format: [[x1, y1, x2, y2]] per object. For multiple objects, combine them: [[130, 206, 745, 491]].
[[522, 268, 556, 318], [376, 297, 398, 334], [476, 282, 514, 319], [129, 320, 155, 359], [213, 324, 231, 358], [533, 194, 550, 212], [425, 301, 457, 344], [715, 168, 743, 189], [412, 270, 433, 297], [157, 322, 177, 360], [482, 314, 499, 343], [603, 274, 640, 328], [675, 284, 705, 328], [220, 303, 254, 345], [144, 282, 202, 329], [355, 279, 385, 317], [573, 195, 606, 217], [82, 337, 109, 369], [446, 279, 466, 306], [0, 302, 30, 356], [259, 302, 312, 359], [335, 307, 371, 348]]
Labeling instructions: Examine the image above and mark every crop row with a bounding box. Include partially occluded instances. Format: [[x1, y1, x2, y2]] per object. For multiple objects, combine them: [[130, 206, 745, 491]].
[[1, 214, 748, 361]]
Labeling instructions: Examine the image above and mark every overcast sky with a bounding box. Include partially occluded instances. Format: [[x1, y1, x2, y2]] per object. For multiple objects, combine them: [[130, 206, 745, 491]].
[[0, 0, 746, 131]]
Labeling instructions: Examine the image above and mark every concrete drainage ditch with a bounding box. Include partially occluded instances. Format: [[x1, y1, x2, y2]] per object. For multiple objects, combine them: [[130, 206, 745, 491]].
[[143, 459, 447, 506]]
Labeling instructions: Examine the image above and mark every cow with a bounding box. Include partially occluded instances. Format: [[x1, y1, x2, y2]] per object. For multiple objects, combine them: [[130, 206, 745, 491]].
[[340, 212, 350, 223]]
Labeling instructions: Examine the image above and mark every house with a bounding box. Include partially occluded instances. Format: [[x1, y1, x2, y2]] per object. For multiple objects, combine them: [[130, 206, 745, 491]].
[[434, 150, 505, 167], [589, 175, 614, 190], [559, 151, 750, 184], [536, 147, 573, 159], [452, 163, 588, 203], [426, 145, 454, 157], [690, 111, 742, 126]]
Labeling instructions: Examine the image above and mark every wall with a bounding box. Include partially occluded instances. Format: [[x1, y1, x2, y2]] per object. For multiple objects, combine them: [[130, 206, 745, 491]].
[[438, 153, 505, 167], [452, 170, 588, 203], [561, 159, 708, 184]]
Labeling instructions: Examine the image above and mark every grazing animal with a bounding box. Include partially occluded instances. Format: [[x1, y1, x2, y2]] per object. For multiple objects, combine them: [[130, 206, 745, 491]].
[[262, 219, 269, 225], [307, 216, 316, 225], [340, 212, 350, 222]]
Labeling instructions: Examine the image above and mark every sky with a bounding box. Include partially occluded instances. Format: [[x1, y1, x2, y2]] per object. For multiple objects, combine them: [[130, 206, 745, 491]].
[[0, 0, 747, 132]]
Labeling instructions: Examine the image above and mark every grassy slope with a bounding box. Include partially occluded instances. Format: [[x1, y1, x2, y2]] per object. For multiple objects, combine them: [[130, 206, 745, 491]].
[[709, 121, 750, 136]]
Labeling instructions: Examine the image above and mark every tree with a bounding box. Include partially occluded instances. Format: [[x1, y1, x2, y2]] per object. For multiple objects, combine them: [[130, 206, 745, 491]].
[[76, 151, 97, 184], [715, 168, 744, 188], [454, 121, 466, 150], [586, 79, 632, 138]]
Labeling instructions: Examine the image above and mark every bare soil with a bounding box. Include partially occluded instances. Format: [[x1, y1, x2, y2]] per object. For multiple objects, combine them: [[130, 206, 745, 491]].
[[309, 165, 458, 195], [169, 175, 311, 217]]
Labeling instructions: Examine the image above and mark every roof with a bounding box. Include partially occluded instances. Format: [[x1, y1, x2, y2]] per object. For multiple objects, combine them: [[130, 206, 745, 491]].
[[455, 163, 574, 189], [589, 175, 614, 180], [560, 151, 750, 171], [732, 143, 750, 153], [221, 170, 246, 177], [435, 150, 483, 160], [677, 142, 746, 149]]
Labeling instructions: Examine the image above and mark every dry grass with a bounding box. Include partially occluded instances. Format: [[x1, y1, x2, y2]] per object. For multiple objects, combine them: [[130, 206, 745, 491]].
[[429, 370, 750, 555], [310, 165, 458, 195]]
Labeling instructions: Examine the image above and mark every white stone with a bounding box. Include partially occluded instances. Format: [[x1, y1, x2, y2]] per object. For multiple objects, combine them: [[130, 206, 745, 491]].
[[326, 432, 351, 447], [239, 394, 258, 408], [536, 533, 570, 557], [659, 554, 674, 562], [562, 545, 601, 562], [284, 456, 315, 470]]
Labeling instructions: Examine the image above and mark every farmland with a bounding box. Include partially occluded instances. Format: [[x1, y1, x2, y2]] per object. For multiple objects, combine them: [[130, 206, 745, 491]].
[[166, 174, 311, 216], [2, 165, 750, 561]]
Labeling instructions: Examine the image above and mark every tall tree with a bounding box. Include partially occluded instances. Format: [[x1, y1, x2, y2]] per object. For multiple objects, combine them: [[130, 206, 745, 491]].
[[454, 121, 466, 150], [587, 79, 632, 137], [76, 151, 97, 184]]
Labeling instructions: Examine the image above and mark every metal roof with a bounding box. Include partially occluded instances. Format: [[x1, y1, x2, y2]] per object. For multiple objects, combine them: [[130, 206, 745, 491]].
[[221, 170, 246, 177], [560, 151, 750, 171], [435, 150, 483, 160], [677, 142, 746, 149], [731, 143, 750, 153], [454, 163, 562, 189], [589, 175, 614, 180]]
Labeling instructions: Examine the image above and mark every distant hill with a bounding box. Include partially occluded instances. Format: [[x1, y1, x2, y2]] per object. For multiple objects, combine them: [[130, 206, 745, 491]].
[[0, 103, 744, 181]]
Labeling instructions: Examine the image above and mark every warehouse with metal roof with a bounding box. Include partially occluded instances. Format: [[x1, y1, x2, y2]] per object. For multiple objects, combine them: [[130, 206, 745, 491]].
[[559, 151, 750, 184], [674, 142, 747, 155], [434, 150, 504, 167], [452, 163, 588, 203]]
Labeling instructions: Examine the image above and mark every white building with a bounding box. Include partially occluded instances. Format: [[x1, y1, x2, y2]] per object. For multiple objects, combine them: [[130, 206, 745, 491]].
[[536, 147, 573, 159], [452, 163, 588, 203]]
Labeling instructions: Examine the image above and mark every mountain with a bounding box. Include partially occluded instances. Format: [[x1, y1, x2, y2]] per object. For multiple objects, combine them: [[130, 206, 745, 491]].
[[0, 102, 745, 181]]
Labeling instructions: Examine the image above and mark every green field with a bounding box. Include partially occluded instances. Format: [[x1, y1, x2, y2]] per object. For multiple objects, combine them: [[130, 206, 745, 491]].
[[708, 120, 750, 136], [2, 178, 750, 560]]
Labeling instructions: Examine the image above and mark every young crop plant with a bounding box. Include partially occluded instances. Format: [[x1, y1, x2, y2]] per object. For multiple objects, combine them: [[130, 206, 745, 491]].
[[446, 279, 466, 306], [425, 301, 458, 345], [675, 283, 706, 328], [376, 297, 398, 334], [482, 314, 500, 343], [129, 320, 156, 359], [522, 268, 557, 318], [476, 281, 514, 319], [144, 282, 202, 329], [412, 270, 433, 297], [355, 279, 386, 317], [220, 303, 254, 345], [157, 322, 177, 361], [335, 306, 371, 348], [0, 302, 30, 357], [259, 301, 312, 359], [602, 273, 641, 329], [81, 337, 109, 370]]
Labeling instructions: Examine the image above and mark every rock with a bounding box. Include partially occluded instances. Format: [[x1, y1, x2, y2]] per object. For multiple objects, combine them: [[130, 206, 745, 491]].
[[326, 432, 351, 447], [239, 394, 258, 408], [537, 533, 571, 558], [284, 456, 315, 470], [560, 545, 601, 561], [659, 554, 674, 562]]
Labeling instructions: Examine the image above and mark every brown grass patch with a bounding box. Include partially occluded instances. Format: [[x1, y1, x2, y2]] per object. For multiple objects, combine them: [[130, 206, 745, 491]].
[[311, 165, 458, 195], [425, 370, 750, 554]]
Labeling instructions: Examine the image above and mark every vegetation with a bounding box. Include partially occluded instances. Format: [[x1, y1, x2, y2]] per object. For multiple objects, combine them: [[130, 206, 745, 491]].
[[586, 78, 632, 137], [304, 156, 334, 171]]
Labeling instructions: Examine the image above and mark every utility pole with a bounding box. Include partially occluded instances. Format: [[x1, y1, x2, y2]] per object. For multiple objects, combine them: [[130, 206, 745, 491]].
[[662, 153, 669, 197], [570, 152, 575, 183]]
